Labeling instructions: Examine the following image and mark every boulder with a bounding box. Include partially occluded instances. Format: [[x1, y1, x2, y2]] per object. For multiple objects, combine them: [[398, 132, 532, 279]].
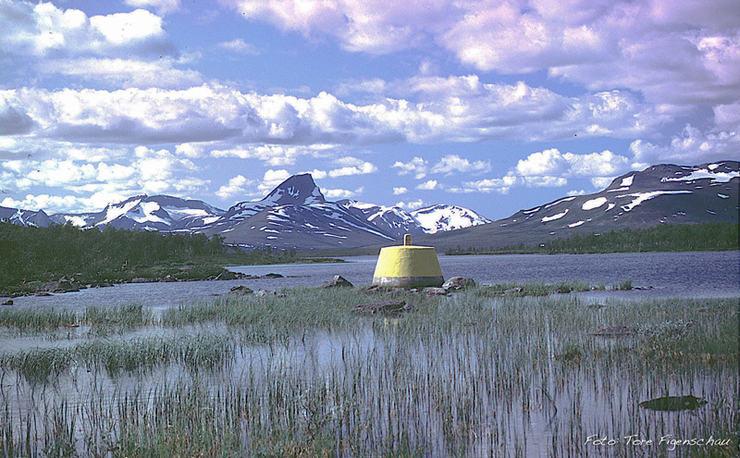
[[1, 299, 12, 305], [322, 275, 353, 288], [229, 285, 254, 295], [442, 276, 476, 291], [423, 287, 448, 296]]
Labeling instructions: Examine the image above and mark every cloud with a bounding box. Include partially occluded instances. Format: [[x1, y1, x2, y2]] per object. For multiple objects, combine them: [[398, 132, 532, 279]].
[[211, 144, 331, 166], [258, 169, 291, 192], [216, 175, 254, 199], [218, 38, 260, 55], [324, 186, 364, 199], [416, 179, 438, 190], [124, 0, 181, 15], [590, 177, 614, 189], [0, 2, 175, 59], [395, 199, 424, 210], [431, 154, 490, 175], [450, 175, 518, 194], [328, 157, 377, 177], [4, 78, 660, 147], [224, 0, 739, 126], [44, 58, 202, 88], [0, 144, 208, 212], [0, 102, 35, 135], [515, 148, 630, 177], [629, 124, 740, 164], [393, 157, 428, 179], [392, 186, 407, 195]]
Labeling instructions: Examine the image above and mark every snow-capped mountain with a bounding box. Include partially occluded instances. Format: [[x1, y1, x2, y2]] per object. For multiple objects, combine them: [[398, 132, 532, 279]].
[[0, 207, 52, 227], [337, 200, 490, 238], [50, 195, 224, 231], [201, 174, 396, 249], [420, 160, 739, 250], [411, 204, 491, 234]]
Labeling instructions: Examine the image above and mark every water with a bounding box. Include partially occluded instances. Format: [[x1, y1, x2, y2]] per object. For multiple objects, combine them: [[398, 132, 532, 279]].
[[4, 251, 738, 311]]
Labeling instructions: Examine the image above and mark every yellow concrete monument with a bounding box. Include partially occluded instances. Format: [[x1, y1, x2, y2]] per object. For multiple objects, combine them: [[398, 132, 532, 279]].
[[372, 234, 444, 288]]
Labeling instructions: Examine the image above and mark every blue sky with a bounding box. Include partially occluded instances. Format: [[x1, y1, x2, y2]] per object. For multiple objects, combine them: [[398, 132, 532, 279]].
[[1, 0, 738, 219]]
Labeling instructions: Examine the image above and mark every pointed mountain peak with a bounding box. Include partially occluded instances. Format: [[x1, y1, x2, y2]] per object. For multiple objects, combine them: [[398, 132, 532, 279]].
[[261, 173, 325, 205]]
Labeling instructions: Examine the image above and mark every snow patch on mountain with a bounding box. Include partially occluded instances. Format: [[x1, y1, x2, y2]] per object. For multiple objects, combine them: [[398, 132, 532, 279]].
[[582, 197, 607, 211], [541, 209, 568, 222], [618, 191, 693, 212]]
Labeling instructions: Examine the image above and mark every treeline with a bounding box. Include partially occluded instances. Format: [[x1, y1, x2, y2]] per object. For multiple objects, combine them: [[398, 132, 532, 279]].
[[446, 223, 739, 255], [0, 223, 299, 291]]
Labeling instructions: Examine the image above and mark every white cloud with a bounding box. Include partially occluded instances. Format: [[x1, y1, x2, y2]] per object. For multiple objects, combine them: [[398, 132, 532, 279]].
[[258, 169, 291, 192], [216, 174, 253, 198], [516, 148, 630, 177], [431, 154, 490, 175], [590, 177, 614, 189], [328, 157, 377, 177], [218, 38, 260, 55], [392, 186, 407, 195], [416, 179, 438, 190], [1, 78, 660, 148], [629, 124, 740, 164], [451, 175, 518, 194], [124, 0, 181, 15], [393, 157, 428, 179], [211, 144, 330, 166], [567, 189, 587, 196], [0, 3, 174, 58], [44, 58, 202, 88], [224, 0, 739, 127], [324, 186, 364, 199], [396, 199, 425, 210]]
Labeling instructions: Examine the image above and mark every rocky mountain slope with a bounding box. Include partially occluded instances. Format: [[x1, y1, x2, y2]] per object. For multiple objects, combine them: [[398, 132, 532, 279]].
[[419, 160, 739, 250]]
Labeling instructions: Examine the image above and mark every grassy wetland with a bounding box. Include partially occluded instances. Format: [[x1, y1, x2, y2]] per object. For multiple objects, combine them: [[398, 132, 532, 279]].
[[0, 285, 737, 456]]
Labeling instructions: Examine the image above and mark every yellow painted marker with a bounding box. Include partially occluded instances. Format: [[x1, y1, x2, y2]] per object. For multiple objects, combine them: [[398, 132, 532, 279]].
[[372, 234, 444, 288]]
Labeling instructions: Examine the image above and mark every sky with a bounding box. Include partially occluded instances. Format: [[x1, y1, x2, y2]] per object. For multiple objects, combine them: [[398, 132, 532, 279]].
[[0, 0, 738, 220]]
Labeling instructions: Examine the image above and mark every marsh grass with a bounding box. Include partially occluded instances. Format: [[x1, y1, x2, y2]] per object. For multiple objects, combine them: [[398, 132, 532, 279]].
[[0, 287, 737, 456], [0, 334, 234, 383]]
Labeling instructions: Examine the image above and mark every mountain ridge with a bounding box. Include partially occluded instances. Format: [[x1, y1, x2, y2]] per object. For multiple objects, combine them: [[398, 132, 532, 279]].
[[3, 160, 737, 250]]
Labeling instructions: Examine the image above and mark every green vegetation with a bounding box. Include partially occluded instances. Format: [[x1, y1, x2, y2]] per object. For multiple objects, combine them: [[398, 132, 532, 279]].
[[0, 287, 737, 456], [0, 222, 339, 296], [445, 222, 739, 255]]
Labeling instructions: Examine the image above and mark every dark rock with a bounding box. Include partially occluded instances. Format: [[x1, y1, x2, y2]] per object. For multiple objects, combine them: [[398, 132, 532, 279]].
[[639, 395, 707, 411], [35, 292, 52, 296], [230, 285, 254, 295], [322, 275, 353, 288], [442, 276, 476, 291], [354, 300, 411, 314], [242, 273, 284, 279], [423, 287, 448, 296], [1, 299, 12, 305]]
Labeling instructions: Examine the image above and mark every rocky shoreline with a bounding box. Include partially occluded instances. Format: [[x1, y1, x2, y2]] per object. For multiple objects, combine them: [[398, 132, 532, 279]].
[[1, 271, 287, 300]]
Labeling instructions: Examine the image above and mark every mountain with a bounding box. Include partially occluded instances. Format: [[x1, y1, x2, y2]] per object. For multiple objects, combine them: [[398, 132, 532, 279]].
[[0, 206, 52, 227], [337, 200, 491, 238], [201, 174, 397, 249], [50, 195, 224, 231], [418, 160, 739, 250]]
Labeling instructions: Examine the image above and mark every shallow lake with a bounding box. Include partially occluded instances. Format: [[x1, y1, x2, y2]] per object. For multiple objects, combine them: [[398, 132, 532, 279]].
[[5, 251, 738, 311]]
